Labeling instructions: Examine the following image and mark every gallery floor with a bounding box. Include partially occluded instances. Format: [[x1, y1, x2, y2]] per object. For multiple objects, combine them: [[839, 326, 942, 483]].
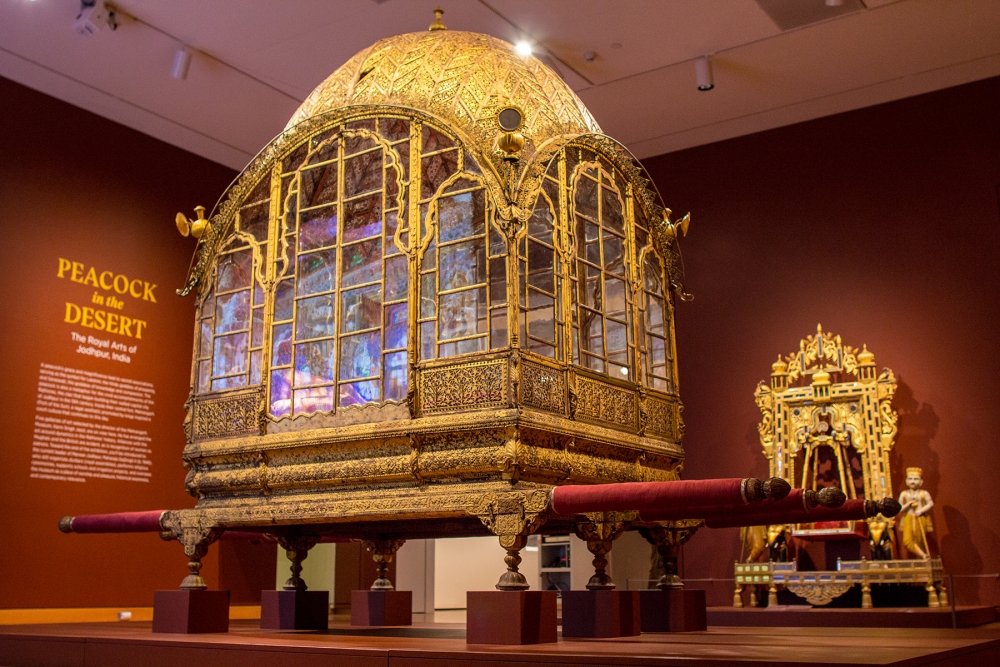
[[2, 615, 999, 667]]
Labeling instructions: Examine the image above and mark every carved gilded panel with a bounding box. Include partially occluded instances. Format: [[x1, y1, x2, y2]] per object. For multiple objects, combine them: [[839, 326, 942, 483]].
[[419, 359, 508, 414], [192, 389, 264, 441], [520, 360, 565, 415], [574, 375, 637, 431], [643, 395, 676, 440]]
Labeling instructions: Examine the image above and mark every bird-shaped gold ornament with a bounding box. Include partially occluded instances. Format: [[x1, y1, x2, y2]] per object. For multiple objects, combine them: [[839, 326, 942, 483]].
[[175, 205, 211, 239]]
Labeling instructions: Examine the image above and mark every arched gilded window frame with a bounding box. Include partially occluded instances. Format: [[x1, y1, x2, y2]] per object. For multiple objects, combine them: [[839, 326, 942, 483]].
[[567, 152, 637, 382], [636, 244, 677, 395], [416, 154, 509, 362]]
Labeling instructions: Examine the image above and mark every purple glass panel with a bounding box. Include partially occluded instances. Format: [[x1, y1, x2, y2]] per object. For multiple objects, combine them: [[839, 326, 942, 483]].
[[299, 206, 338, 251], [343, 194, 382, 242], [339, 331, 381, 380], [420, 321, 435, 360], [294, 339, 336, 385], [339, 380, 380, 407], [252, 307, 264, 347], [438, 191, 485, 242], [212, 332, 249, 377], [384, 303, 407, 349], [199, 320, 212, 358], [300, 162, 338, 208], [214, 290, 251, 334], [344, 151, 382, 195], [297, 248, 338, 295], [274, 279, 294, 321], [294, 386, 334, 414], [250, 350, 262, 384], [385, 255, 408, 301], [217, 249, 253, 292], [296, 293, 336, 340], [439, 288, 486, 340], [270, 368, 292, 417], [212, 374, 248, 392], [439, 336, 486, 358], [240, 202, 270, 242], [384, 351, 408, 401], [341, 285, 382, 333], [271, 323, 292, 366], [439, 238, 486, 291], [341, 238, 382, 287], [197, 360, 211, 393]]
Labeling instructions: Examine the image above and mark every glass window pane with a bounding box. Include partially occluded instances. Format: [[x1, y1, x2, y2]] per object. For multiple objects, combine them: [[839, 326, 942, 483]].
[[584, 353, 605, 373], [212, 375, 247, 392], [385, 303, 408, 349], [217, 249, 253, 292], [438, 190, 485, 243], [645, 254, 664, 293], [341, 238, 382, 287], [580, 311, 604, 356], [439, 287, 486, 340], [199, 320, 212, 358], [252, 308, 264, 347], [274, 279, 294, 321], [607, 320, 628, 355], [650, 336, 667, 365], [603, 234, 624, 276], [527, 240, 554, 293], [380, 118, 410, 143], [385, 255, 408, 301], [344, 150, 383, 196], [574, 175, 598, 220], [384, 351, 408, 401], [215, 290, 251, 334], [296, 293, 336, 340], [297, 248, 338, 295], [271, 323, 292, 366], [527, 293, 555, 342], [294, 386, 334, 414], [299, 206, 338, 251], [240, 202, 270, 242], [197, 360, 211, 393], [528, 203, 554, 243], [213, 332, 249, 377], [440, 336, 486, 358], [340, 331, 381, 380], [605, 276, 627, 318], [647, 296, 665, 335], [491, 308, 508, 348], [528, 339, 555, 359], [294, 339, 335, 385], [422, 125, 455, 152], [283, 142, 309, 174], [386, 209, 404, 255], [270, 369, 292, 416], [250, 350, 262, 385], [340, 380, 381, 407], [420, 321, 436, 360], [420, 272, 436, 318], [653, 376, 669, 392], [343, 193, 382, 242], [602, 185, 625, 234], [341, 284, 382, 333], [440, 238, 486, 291], [422, 150, 459, 199], [344, 120, 376, 153], [300, 162, 338, 208], [490, 258, 506, 303], [580, 264, 602, 309]]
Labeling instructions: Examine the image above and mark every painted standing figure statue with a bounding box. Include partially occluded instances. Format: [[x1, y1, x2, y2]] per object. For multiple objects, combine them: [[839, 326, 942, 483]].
[[897, 467, 934, 559]]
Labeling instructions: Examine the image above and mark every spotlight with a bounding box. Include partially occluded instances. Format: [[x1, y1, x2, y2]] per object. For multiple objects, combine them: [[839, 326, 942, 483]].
[[172, 47, 192, 80], [515, 41, 532, 56], [695, 55, 714, 91], [73, 1, 117, 36]]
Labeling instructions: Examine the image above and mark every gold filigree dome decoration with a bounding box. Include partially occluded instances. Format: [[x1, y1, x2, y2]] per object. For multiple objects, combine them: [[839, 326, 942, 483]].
[[284, 27, 601, 168]]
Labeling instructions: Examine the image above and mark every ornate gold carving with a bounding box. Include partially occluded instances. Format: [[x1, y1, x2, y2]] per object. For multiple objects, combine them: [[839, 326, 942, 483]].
[[419, 359, 508, 414], [192, 388, 264, 441], [574, 375, 638, 431], [785, 583, 853, 606], [576, 512, 634, 589], [641, 395, 676, 439], [362, 539, 407, 590], [520, 360, 565, 415]]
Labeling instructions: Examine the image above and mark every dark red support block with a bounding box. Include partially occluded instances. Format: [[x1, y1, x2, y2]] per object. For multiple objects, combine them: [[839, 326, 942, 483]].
[[561, 590, 641, 638], [466, 591, 558, 645], [260, 590, 329, 630], [152, 590, 230, 634], [350, 590, 412, 626], [639, 589, 707, 632]]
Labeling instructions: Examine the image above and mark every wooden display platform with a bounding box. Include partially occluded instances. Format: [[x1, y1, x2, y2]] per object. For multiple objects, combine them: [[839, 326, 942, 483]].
[[3, 618, 1000, 666], [707, 605, 997, 628]]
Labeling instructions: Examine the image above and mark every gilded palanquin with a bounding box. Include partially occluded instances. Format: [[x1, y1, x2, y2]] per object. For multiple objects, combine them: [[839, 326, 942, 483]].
[[165, 23, 690, 570]]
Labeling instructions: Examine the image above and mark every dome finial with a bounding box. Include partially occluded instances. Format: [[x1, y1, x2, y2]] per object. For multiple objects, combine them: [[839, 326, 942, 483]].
[[429, 7, 446, 31]]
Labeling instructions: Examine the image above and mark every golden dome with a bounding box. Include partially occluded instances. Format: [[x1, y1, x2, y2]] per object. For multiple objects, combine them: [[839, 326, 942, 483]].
[[812, 370, 831, 384], [857, 344, 875, 365], [771, 355, 788, 374], [284, 26, 601, 162]]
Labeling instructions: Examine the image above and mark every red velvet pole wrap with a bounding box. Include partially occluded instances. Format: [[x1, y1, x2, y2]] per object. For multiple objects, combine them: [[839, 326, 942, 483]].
[[639, 488, 817, 522], [551, 478, 759, 515], [704, 499, 872, 529], [59, 510, 166, 534]]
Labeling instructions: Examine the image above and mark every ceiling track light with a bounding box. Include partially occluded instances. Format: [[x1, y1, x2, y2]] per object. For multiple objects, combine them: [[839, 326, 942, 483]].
[[695, 55, 714, 91], [172, 46, 192, 80]]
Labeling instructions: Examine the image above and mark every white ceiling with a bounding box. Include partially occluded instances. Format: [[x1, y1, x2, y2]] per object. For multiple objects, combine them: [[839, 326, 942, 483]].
[[2, 0, 999, 171]]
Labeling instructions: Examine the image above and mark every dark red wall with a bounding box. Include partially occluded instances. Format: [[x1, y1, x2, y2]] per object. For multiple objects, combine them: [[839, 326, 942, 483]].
[[0, 76, 274, 608], [643, 75, 1000, 605]]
